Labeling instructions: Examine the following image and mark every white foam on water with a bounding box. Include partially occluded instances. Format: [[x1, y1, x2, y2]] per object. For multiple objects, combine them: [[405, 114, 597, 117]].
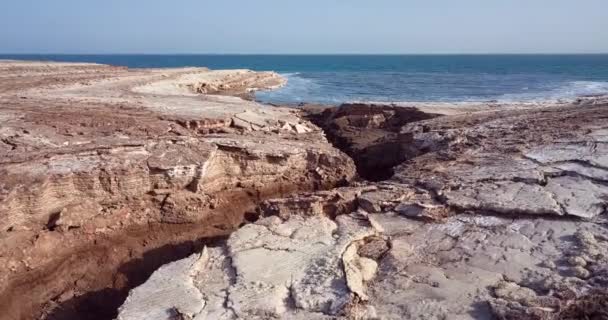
[[257, 71, 608, 105], [355, 81, 608, 105], [255, 72, 325, 104], [497, 81, 608, 102]]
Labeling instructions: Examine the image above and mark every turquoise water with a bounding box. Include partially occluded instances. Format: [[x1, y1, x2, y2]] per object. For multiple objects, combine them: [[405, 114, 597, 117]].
[[2, 54, 608, 104]]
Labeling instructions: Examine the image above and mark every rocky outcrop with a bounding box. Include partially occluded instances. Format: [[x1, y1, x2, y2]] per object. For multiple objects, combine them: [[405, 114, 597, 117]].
[[3, 60, 608, 320], [304, 103, 440, 181], [0, 61, 353, 320], [369, 214, 608, 319], [117, 101, 608, 320], [132, 68, 285, 100], [117, 212, 383, 319]]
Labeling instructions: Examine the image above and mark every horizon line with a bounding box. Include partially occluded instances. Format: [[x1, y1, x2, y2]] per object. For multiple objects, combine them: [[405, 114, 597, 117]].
[[2, 52, 608, 56]]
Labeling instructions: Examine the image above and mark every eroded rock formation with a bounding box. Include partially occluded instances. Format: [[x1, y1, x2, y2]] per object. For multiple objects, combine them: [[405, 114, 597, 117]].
[[117, 101, 608, 320], [304, 103, 441, 181], [1, 60, 608, 320], [0, 61, 352, 320], [118, 203, 384, 319]]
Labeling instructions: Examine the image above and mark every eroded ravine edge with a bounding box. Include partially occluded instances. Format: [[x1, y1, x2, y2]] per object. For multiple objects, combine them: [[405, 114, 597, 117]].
[[116, 101, 608, 319]]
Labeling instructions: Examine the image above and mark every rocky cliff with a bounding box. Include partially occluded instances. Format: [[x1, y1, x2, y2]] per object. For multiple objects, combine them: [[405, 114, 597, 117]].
[[0, 61, 352, 320]]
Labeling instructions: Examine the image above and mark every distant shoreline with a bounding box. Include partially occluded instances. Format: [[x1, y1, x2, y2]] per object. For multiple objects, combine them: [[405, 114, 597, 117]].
[[3, 53, 608, 56], [3, 57, 608, 106]]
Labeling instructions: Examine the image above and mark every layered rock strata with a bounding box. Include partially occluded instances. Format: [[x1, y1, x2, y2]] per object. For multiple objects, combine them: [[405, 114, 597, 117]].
[[0, 61, 353, 320], [119, 101, 608, 320]]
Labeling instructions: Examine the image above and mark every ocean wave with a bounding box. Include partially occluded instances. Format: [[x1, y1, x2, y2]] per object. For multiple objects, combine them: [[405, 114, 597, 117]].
[[256, 72, 325, 103], [497, 81, 608, 102], [258, 70, 608, 105]]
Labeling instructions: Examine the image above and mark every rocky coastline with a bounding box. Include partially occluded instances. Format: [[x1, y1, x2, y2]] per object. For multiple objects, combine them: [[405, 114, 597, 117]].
[[0, 60, 607, 320]]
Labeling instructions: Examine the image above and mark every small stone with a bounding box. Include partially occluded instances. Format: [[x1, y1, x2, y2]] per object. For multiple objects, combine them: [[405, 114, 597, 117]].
[[280, 123, 292, 131], [395, 203, 426, 217], [585, 247, 601, 257], [595, 234, 608, 242], [493, 281, 538, 303], [572, 266, 591, 279], [231, 117, 251, 131], [358, 237, 390, 260], [394, 201, 445, 220], [567, 256, 587, 267], [575, 230, 597, 246], [294, 124, 312, 134], [153, 195, 167, 203], [250, 123, 264, 131], [541, 260, 556, 269], [358, 257, 378, 281], [358, 201, 381, 214]]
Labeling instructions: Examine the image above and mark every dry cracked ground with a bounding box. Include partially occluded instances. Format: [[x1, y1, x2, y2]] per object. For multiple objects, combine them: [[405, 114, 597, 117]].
[[0, 60, 607, 320]]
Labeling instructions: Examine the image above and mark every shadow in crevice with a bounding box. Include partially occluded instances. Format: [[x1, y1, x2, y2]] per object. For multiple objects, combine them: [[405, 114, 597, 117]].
[[303, 103, 441, 182], [43, 236, 227, 320]]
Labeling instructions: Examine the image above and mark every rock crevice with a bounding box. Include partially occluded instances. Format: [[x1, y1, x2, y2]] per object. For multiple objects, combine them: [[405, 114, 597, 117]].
[[0, 61, 354, 320]]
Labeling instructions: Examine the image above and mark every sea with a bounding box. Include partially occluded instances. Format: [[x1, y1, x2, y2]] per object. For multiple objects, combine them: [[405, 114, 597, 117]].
[[2, 54, 608, 105]]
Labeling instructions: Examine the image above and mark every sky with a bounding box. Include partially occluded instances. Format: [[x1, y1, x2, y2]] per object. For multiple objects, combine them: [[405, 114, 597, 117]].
[[1, 0, 607, 54]]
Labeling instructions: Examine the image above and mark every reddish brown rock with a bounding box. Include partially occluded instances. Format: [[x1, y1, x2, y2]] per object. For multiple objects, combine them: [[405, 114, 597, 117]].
[[0, 60, 353, 320]]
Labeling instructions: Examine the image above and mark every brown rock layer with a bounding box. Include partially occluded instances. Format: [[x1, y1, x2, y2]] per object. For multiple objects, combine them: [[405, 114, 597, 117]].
[[0, 61, 353, 320]]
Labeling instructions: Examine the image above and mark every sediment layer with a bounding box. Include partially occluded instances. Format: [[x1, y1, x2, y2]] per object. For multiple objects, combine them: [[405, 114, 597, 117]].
[[0, 61, 352, 320]]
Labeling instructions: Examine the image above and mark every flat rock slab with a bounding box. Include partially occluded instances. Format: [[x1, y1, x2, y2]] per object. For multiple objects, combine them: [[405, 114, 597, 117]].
[[117, 253, 207, 320], [233, 110, 270, 128], [117, 213, 381, 320], [368, 214, 608, 319]]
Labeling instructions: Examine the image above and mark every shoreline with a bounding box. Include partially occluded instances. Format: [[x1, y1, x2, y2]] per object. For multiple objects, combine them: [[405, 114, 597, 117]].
[[270, 93, 608, 116], [1, 60, 607, 320]]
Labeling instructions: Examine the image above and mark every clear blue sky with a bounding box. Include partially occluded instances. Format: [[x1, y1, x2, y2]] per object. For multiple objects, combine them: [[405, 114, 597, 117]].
[[1, 0, 606, 54]]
